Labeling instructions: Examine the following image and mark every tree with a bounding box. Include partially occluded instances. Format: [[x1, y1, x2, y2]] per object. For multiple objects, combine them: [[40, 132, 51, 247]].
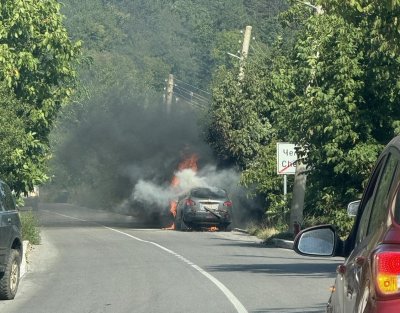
[[205, 0, 400, 232], [274, 1, 400, 232], [0, 0, 81, 194], [0, 83, 48, 193]]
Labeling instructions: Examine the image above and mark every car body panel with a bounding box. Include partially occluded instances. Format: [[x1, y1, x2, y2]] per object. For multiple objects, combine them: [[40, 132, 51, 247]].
[[175, 187, 232, 229], [0, 181, 22, 273]]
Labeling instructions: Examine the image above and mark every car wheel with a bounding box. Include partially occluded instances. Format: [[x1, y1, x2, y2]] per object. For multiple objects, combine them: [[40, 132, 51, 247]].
[[0, 249, 21, 300], [176, 214, 189, 231]]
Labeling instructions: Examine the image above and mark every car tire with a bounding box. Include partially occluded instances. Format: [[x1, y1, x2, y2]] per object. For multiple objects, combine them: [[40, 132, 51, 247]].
[[0, 249, 21, 300], [176, 214, 189, 231]]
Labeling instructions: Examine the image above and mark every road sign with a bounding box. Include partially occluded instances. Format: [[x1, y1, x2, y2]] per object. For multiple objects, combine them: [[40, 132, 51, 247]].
[[277, 142, 298, 175]]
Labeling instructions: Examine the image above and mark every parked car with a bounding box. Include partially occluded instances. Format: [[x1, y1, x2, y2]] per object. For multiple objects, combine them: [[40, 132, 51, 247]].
[[293, 135, 400, 312], [0, 180, 22, 300], [175, 186, 233, 231]]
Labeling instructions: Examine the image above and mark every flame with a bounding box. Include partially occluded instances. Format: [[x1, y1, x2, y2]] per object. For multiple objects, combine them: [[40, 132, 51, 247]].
[[163, 153, 198, 230], [207, 226, 219, 232], [171, 154, 198, 187]]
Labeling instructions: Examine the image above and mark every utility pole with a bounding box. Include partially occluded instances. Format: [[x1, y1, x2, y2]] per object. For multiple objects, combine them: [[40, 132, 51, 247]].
[[289, 159, 307, 234], [166, 74, 174, 114], [289, 3, 323, 234], [239, 25, 252, 80]]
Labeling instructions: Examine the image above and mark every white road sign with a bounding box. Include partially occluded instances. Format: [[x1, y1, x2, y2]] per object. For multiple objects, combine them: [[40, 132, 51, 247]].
[[277, 142, 298, 175]]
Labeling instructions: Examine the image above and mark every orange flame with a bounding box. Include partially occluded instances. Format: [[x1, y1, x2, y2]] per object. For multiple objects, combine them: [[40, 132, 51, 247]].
[[163, 154, 198, 230], [207, 226, 219, 232]]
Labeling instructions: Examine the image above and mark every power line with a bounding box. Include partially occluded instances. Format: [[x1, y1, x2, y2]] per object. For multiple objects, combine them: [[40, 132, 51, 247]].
[[174, 77, 212, 96], [174, 84, 210, 104], [174, 90, 206, 107], [174, 90, 207, 110]]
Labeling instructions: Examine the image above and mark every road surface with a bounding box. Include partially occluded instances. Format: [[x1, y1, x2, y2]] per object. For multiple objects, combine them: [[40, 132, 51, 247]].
[[0, 204, 342, 313]]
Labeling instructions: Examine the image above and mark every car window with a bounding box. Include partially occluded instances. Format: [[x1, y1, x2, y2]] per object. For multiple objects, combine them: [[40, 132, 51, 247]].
[[391, 168, 400, 224], [2, 183, 15, 211], [190, 187, 226, 199], [355, 156, 386, 244], [367, 153, 398, 234], [0, 182, 5, 212]]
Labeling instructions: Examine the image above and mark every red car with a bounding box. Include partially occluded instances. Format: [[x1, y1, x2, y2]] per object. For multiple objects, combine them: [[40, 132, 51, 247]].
[[294, 136, 400, 312]]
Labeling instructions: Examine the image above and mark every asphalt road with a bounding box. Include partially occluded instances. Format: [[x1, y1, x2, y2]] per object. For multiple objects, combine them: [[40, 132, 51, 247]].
[[0, 204, 343, 313]]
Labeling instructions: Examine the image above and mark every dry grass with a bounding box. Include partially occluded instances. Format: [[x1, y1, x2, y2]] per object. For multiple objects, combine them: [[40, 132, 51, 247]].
[[246, 222, 294, 243], [246, 222, 279, 241]]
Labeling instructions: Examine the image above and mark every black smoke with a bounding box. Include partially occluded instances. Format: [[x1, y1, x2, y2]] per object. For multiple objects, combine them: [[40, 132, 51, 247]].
[[49, 90, 263, 227]]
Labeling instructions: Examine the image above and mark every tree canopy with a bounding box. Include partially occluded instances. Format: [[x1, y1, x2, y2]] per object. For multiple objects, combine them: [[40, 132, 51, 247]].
[[0, 0, 81, 194], [4, 0, 397, 231], [206, 0, 400, 231]]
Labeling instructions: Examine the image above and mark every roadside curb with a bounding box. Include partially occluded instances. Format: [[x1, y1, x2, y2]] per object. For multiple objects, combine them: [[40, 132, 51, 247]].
[[272, 238, 294, 250], [233, 228, 249, 234], [21, 240, 30, 277], [233, 228, 294, 250]]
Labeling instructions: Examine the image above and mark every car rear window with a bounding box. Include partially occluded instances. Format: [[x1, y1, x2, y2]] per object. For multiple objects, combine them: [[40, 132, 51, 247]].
[[191, 187, 226, 199]]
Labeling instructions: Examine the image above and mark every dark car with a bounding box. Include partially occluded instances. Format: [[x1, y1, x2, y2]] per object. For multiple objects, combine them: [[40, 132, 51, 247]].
[[175, 186, 233, 231], [0, 180, 22, 300], [293, 136, 400, 313]]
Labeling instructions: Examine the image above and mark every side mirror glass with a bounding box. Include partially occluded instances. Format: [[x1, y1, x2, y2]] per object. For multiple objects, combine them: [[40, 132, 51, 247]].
[[295, 226, 336, 256], [347, 200, 360, 217]]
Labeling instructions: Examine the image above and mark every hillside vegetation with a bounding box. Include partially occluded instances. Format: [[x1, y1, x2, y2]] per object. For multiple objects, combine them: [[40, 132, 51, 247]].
[[2, 0, 400, 233]]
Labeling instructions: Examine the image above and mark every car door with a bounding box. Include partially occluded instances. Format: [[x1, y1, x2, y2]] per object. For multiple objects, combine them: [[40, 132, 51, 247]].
[[340, 150, 400, 313], [0, 182, 9, 267]]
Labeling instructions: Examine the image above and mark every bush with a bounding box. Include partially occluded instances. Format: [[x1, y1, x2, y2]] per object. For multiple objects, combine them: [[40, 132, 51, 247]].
[[246, 221, 293, 243], [19, 211, 41, 245], [303, 210, 354, 239]]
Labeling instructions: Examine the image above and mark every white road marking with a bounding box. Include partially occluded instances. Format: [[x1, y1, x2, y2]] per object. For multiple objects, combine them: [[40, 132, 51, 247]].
[[46, 210, 248, 313]]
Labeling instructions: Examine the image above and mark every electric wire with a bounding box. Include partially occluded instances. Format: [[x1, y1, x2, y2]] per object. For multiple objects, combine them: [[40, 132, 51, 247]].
[[173, 84, 211, 102], [174, 90, 206, 108], [174, 77, 211, 96], [174, 84, 210, 104], [173, 90, 207, 110]]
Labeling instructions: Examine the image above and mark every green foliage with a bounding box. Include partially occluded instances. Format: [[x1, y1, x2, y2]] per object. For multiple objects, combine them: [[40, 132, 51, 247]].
[[206, 54, 277, 167], [0, 0, 81, 194], [0, 82, 48, 193], [206, 0, 400, 231], [19, 211, 41, 245], [0, 0, 81, 133], [279, 4, 400, 219], [48, 0, 400, 234], [206, 33, 294, 226]]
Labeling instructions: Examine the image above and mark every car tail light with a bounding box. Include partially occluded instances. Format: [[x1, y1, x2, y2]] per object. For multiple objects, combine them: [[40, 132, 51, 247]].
[[374, 251, 400, 295], [223, 201, 232, 207], [185, 199, 195, 206]]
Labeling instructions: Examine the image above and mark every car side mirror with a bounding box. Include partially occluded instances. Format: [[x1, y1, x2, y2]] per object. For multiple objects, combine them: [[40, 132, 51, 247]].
[[347, 200, 360, 217], [294, 225, 338, 257]]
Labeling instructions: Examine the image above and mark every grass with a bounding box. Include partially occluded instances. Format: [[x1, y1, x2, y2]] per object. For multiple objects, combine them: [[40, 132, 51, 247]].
[[19, 211, 41, 245], [246, 222, 295, 244]]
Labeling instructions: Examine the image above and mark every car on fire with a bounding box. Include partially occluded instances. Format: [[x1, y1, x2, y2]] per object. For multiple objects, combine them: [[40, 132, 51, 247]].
[[293, 135, 400, 313], [174, 186, 232, 231]]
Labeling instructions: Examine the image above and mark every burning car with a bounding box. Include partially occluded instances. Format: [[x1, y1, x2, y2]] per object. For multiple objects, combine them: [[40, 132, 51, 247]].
[[174, 186, 232, 231]]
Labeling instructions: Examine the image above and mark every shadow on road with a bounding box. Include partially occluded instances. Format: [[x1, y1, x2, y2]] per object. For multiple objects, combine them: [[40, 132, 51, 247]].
[[205, 262, 338, 278], [250, 305, 327, 313]]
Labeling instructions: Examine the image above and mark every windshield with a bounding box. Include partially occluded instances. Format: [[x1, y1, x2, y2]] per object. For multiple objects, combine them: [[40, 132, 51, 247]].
[[190, 187, 227, 199]]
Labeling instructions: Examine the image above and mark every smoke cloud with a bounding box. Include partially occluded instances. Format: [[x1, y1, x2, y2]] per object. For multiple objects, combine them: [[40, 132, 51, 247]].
[[51, 91, 264, 227], [132, 166, 240, 207]]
